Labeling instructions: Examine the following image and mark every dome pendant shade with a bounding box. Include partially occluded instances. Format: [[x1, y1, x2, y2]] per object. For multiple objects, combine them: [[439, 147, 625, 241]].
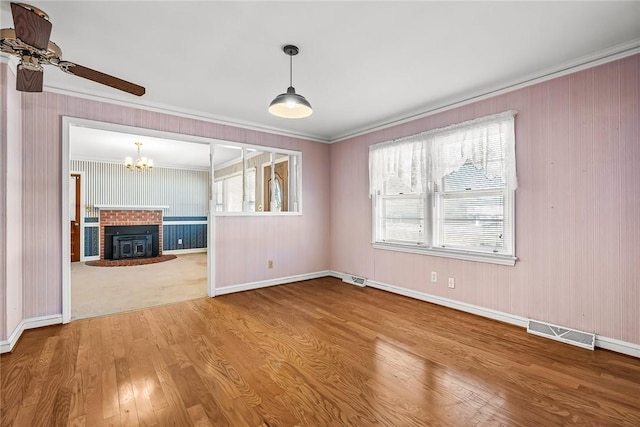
[[269, 45, 313, 119], [269, 86, 313, 119]]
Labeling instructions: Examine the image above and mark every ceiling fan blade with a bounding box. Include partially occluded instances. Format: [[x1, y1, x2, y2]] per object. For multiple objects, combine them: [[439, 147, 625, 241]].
[[11, 2, 52, 51], [60, 62, 145, 96], [16, 65, 43, 92]]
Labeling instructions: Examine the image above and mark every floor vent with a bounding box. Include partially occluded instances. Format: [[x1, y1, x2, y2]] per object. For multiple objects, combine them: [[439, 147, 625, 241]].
[[527, 319, 595, 350], [342, 274, 367, 287]]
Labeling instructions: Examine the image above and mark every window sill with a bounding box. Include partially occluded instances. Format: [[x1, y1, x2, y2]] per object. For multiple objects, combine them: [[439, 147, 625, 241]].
[[372, 242, 517, 266]]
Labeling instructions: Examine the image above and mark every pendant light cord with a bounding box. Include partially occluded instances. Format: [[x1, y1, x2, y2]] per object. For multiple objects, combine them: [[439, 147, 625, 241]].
[[289, 53, 293, 87]]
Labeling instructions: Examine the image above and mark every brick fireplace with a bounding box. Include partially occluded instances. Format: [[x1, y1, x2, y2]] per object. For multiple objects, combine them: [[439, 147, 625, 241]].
[[99, 209, 163, 260]]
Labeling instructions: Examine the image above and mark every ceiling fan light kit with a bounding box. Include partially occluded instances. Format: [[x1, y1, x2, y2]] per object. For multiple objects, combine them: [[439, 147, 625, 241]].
[[1, 2, 145, 95], [269, 44, 313, 119]]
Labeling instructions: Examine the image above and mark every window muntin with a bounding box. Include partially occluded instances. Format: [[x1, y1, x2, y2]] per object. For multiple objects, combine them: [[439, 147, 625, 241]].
[[370, 111, 517, 263]]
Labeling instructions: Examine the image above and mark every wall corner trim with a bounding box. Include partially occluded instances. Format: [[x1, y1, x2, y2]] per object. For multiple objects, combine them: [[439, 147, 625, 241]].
[[0, 314, 63, 354]]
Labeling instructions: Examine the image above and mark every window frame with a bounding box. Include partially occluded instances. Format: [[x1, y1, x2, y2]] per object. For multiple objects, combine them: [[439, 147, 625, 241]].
[[213, 144, 302, 217], [370, 113, 517, 266]]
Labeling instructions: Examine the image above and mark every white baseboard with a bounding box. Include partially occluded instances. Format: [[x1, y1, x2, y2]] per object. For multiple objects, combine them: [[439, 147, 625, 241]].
[[326, 270, 344, 279], [81, 255, 99, 262], [0, 314, 63, 354], [362, 277, 640, 359], [215, 270, 333, 296], [596, 335, 640, 358], [365, 279, 529, 328], [163, 248, 207, 255]]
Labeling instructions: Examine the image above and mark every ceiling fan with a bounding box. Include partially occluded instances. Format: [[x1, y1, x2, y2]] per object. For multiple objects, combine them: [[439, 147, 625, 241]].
[[0, 2, 145, 95]]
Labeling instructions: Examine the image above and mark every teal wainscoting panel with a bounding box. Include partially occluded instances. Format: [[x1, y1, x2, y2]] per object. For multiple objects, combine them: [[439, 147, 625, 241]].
[[84, 226, 100, 257], [163, 219, 207, 251]]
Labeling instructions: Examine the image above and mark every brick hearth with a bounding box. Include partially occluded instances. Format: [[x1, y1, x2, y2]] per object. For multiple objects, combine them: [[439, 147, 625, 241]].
[[99, 209, 163, 260], [86, 254, 176, 267]]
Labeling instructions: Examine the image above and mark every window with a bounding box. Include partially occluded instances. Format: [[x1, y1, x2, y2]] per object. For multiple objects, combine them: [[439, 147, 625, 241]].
[[214, 172, 247, 212], [369, 111, 517, 265], [245, 167, 256, 212], [213, 146, 301, 214]]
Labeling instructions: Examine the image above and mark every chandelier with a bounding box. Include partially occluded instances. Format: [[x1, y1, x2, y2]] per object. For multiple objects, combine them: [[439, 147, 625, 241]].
[[125, 142, 154, 171]]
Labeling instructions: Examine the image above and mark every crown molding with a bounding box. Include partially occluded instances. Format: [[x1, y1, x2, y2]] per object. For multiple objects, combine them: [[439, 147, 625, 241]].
[[329, 38, 640, 143], [41, 83, 331, 143], [4, 38, 639, 145], [1, 56, 327, 143]]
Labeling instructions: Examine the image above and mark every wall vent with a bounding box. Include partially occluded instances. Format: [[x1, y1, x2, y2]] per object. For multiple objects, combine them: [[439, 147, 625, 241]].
[[343, 274, 367, 287], [527, 319, 595, 350]]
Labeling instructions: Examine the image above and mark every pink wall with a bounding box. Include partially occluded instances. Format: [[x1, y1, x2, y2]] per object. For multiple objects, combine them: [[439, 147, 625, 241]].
[[8, 80, 329, 321], [215, 138, 330, 286], [330, 54, 640, 345]]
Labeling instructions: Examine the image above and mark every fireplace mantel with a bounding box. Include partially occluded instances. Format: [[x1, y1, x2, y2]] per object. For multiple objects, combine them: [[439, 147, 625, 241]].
[[94, 204, 169, 210]]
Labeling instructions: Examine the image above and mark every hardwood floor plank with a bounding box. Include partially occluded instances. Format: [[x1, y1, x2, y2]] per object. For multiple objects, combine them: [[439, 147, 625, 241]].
[[3, 277, 640, 426], [69, 321, 90, 420], [187, 404, 214, 427], [129, 338, 168, 413], [21, 335, 59, 407], [84, 318, 106, 425], [101, 316, 121, 421]]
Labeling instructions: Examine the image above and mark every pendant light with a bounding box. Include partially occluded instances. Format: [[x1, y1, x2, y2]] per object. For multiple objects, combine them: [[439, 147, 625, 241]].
[[269, 45, 313, 119]]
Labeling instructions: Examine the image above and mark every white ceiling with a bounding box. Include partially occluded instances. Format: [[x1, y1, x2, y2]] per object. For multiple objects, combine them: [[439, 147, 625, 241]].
[[69, 126, 244, 170], [2, 1, 639, 144]]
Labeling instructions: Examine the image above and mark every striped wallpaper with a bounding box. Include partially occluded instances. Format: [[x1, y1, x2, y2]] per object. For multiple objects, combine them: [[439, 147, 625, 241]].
[[330, 54, 640, 346], [10, 74, 331, 327], [70, 160, 209, 217]]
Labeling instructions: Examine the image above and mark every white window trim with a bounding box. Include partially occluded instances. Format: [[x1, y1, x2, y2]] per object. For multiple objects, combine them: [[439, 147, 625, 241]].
[[370, 111, 518, 266], [371, 189, 516, 266], [372, 242, 517, 266]]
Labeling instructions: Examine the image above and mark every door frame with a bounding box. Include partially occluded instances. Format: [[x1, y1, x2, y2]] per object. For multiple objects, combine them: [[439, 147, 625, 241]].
[[62, 117, 220, 324], [69, 170, 86, 262]]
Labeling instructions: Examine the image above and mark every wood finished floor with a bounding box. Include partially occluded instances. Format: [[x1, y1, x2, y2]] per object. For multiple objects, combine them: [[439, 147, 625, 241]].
[[2, 277, 640, 426]]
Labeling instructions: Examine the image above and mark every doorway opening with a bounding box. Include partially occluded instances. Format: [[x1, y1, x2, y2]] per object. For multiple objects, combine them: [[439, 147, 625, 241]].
[[62, 117, 219, 322]]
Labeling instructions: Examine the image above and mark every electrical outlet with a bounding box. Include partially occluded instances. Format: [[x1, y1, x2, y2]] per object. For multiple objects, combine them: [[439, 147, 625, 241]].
[[268, 260, 273, 269], [431, 271, 438, 283], [178, 238, 183, 245], [448, 278, 455, 289]]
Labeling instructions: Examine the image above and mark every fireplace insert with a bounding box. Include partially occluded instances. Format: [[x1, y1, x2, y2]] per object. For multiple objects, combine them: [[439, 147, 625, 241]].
[[104, 225, 159, 260]]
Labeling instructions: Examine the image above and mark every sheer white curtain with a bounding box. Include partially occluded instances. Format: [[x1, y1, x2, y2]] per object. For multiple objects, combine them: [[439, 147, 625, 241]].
[[370, 110, 517, 195], [428, 111, 517, 190], [369, 139, 426, 197]]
